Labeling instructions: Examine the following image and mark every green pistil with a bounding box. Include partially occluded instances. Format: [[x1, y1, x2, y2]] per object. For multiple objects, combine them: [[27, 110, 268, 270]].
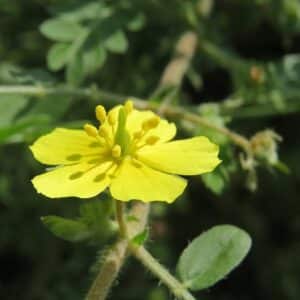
[[114, 107, 131, 156]]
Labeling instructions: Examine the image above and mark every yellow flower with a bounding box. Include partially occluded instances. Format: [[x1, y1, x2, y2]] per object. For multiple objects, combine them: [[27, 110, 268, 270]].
[[30, 101, 221, 203]]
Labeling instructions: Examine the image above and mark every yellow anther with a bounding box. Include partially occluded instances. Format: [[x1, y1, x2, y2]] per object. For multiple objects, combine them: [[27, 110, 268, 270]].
[[98, 126, 110, 139], [124, 99, 134, 114], [111, 144, 121, 158], [107, 111, 117, 126], [142, 116, 160, 131], [146, 135, 160, 145], [95, 105, 107, 123], [133, 131, 144, 139], [84, 124, 98, 137]]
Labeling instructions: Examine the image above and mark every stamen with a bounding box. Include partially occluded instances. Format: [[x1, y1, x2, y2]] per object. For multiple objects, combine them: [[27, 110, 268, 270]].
[[99, 125, 112, 145], [133, 130, 144, 139], [95, 105, 107, 123], [124, 100, 134, 114], [84, 124, 98, 137], [142, 116, 160, 131], [146, 135, 160, 145], [99, 126, 109, 138], [108, 111, 117, 126], [111, 144, 122, 158]]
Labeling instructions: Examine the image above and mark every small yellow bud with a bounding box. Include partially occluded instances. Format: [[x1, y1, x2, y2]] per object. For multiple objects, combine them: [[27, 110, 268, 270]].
[[142, 116, 160, 131], [111, 144, 121, 158], [124, 99, 134, 114], [95, 105, 107, 123], [146, 135, 160, 145], [84, 124, 98, 137]]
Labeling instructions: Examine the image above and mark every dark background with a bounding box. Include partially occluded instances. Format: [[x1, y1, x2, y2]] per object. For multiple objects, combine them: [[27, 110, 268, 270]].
[[0, 1, 300, 299]]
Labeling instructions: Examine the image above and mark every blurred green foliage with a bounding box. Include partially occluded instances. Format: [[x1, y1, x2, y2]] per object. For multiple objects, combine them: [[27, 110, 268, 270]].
[[0, 0, 300, 299]]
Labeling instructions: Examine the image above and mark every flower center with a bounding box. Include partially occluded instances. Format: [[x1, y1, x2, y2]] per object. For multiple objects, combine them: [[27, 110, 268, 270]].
[[84, 100, 160, 162]]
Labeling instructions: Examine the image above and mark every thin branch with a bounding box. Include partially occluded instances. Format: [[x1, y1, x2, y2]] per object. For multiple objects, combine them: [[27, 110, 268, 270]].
[[159, 31, 198, 88], [158, 31, 198, 114], [85, 239, 128, 300], [132, 101, 251, 154], [85, 202, 150, 300], [162, 105, 252, 153], [0, 83, 251, 153], [0, 85, 129, 103], [114, 201, 197, 300], [129, 246, 196, 300], [115, 201, 128, 238]]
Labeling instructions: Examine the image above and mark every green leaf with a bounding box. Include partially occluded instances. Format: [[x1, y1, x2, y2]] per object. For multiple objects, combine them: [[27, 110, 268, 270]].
[[177, 225, 251, 291], [55, 1, 108, 22], [79, 199, 116, 242], [83, 45, 107, 75], [127, 215, 139, 222], [273, 160, 291, 174], [0, 95, 73, 144], [131, 228, 149, 246], [127, 13, 146, 31], [47, 42, 71, 71], [0, 116, 48, 144], [21, 95, 72, 122], [105, 30, 128, 53], [83, 12, 130, 52], [202, 171, 225, 195], [79, 199, 113, 226], [66, 52, 84, 85], [41, 216, 92, 242], [0, 95, 28, 126], [40, 18, 83, 42]]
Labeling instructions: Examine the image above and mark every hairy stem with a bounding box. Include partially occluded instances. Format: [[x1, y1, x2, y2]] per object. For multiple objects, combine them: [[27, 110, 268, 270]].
[[85, 202, 150, 300], [113, 200, 197, 300], [85, 239, 128, 300], [129, 246, 196, 300], [115, 201, 128, 238]]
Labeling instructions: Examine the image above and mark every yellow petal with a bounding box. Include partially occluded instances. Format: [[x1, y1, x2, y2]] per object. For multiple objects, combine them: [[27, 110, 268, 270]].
[[32, 160, 114, 199], [110, 157, 187, 203], [126, 109, 176, 143], [137, 137, 221, 175], [30, 128, 105, 165]]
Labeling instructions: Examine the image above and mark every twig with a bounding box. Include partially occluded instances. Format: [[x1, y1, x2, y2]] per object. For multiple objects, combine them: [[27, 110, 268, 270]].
[[114, 202, 197, 300], [0, 85, 130, 103], [85, 239, 128, 300], [115, 201, 128, 238], [162, 105, 252, 153], [159, 31, 198, 88], [85, 202, 150, 300], [0, 83, 251, 153], [129, 246, 196, 300], [158, 31, 198, 114]]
